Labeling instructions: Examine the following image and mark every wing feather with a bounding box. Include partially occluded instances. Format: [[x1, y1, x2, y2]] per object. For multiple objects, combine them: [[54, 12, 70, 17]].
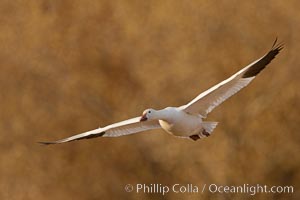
[[181, 39, 283, 117], [39, 117, 161, 145]]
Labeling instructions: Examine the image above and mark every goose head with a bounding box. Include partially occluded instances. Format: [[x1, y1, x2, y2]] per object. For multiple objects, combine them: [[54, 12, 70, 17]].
[[140, 108, 156, 122]]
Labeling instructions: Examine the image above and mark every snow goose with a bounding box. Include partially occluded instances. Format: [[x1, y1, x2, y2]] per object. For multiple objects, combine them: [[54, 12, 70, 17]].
[[40, 39, 283, 144]]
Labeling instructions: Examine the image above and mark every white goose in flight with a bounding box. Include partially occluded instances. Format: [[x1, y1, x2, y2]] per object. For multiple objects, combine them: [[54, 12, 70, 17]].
[[40, 39, 283, 144]]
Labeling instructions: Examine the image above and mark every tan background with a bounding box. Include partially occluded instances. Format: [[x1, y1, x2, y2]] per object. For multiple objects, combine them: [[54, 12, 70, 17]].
[[0, 0, 299, 199]]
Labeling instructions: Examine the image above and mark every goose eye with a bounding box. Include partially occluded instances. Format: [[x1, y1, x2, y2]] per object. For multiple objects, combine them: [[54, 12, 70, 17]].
[[148, 111, 151, 113]]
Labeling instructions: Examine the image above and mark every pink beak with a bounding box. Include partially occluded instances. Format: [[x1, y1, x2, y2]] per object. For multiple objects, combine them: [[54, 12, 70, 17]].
[[140, 114, 148, 122]]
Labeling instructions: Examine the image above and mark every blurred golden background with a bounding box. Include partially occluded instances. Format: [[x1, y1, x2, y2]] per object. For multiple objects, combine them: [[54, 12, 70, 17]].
[[0, 0, 299, 199]]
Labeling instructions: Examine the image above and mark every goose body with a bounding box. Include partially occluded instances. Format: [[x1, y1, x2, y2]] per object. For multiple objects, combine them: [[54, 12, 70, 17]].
[[40, 39, 283, 144], [157, 107, 204, 137]]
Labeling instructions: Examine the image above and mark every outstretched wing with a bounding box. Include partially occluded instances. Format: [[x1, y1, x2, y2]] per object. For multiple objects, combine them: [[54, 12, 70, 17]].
[[39, 117, 161, 145], [181, 39, 283, 117]]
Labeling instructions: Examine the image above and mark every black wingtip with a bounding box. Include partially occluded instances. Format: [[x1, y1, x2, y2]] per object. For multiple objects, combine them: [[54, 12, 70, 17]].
[[38, 141, 57, 145], [271, 37, 278, 49], [271, 37, 284, 51], [242, 38, 284, 78], [38, 131, 106, 145], [274, 42, 284, 51]]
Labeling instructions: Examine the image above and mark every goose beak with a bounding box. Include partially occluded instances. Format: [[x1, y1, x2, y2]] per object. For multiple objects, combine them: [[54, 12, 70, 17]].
[[140, 114, 148, 122]]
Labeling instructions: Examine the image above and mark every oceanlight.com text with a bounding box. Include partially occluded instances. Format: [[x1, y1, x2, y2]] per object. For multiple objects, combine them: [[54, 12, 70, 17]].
[[207, 184, 294, 196]]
